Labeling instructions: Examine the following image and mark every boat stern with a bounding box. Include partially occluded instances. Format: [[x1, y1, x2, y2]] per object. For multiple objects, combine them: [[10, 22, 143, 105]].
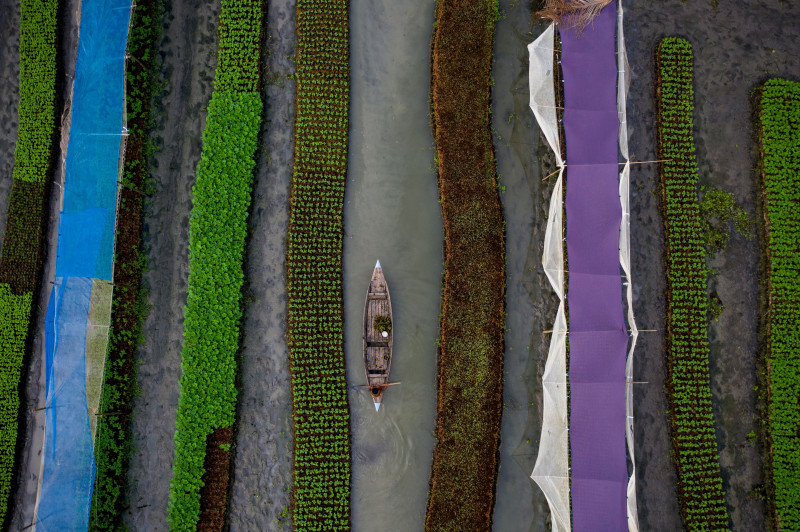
[[370, 385, 384, 411]]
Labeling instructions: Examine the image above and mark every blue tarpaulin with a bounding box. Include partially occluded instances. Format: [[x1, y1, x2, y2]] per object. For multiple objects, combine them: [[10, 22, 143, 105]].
[[37, 0, 131, 528], [39, 280, 95, 531]]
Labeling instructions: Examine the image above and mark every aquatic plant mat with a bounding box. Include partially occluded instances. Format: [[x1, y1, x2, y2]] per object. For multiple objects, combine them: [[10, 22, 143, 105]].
[[755, 78, 800, 532], [286, 0, 351, 529], [655, 37, 729, 530], [425, 1, 506, 530]]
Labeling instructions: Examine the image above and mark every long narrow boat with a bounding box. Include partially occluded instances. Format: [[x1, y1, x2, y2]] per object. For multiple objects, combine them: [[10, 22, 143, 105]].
[[363, 260, 393, 411]]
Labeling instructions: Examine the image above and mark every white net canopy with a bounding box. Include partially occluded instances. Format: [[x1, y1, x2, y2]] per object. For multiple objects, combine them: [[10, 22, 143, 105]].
[[528, 23, 570, 532], [617, 1, 640, 530], [528, 4, 638, 530]]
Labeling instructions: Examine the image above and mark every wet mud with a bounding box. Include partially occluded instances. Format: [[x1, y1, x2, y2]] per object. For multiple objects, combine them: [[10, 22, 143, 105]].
[[625, 0, 800, 530], [124, 0, 220, 528], [0, 0, 20, 254], [491, 0, 554, 530], [226, 0, 296, 528]]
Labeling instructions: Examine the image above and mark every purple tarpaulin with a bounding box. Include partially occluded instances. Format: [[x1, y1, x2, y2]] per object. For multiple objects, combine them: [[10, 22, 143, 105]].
[[562, 6, 629, 531]]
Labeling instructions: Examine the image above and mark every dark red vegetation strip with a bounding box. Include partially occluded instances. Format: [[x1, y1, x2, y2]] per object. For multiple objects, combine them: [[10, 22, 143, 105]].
[[88, 0, 160, 527], [197, 426, 233, 532], [425, 1, 505, 530]]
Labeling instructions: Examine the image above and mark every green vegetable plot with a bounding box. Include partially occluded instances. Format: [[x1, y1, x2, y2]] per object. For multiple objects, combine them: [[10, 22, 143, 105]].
[[756, 78, 800, 531], [0, 0, 59, 525], [655, 37, 729, 530], [287, 0, 351, 529], [167, 0, 263, 529]]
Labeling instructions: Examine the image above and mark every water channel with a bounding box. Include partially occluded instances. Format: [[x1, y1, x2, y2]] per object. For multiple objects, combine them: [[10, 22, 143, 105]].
[[344, 0, 441, 528]]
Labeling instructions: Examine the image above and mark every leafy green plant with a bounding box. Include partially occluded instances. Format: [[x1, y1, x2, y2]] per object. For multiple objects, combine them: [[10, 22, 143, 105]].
[[655, 37, 729, 530], [698, 186, 751, 250], [372, 315, 391, 334], [709, 293, 724, 323], [756, 77, 800, 531], [286, 1, 352, 529], [0, 287, 33, 524], [0, 0, 59, 525], [168, 89, 262, 532], [167, 1, 264, 529]]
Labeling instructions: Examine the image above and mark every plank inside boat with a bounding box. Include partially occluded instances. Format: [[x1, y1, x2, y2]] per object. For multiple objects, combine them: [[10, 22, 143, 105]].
[[363, 260, 393, 410]]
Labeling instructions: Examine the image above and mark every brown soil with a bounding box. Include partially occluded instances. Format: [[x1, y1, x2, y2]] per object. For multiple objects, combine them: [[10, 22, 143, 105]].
[[426, 0, 506, 530], [197, 426, 233, 532]]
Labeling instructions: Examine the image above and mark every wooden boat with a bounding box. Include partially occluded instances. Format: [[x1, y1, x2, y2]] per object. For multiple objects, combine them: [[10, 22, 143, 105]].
[[363, 260, 394, 411]]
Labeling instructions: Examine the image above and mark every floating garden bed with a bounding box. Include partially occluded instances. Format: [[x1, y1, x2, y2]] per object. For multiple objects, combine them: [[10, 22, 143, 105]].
[[167, 0, 263, 529], [755, 78, 800, 532], [0, 0, 59, 525], [655, 37, 729, 530], [286, 0, 351, 529], [425, 1, 505, 530]]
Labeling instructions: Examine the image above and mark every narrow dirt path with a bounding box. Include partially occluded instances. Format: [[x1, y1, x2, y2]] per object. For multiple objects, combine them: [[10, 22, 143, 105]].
[[124, 0, 219, 528], [0, 0, 20, 252]]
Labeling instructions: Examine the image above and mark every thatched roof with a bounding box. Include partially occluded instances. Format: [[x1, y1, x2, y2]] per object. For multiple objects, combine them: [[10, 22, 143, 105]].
[[536, 0, 613, 30]]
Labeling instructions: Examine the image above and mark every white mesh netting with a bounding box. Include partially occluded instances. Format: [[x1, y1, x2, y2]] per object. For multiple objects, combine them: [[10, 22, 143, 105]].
[[528, 23, 570, 532], [617, 1, 640, 530], [528, 6, 638, 530]]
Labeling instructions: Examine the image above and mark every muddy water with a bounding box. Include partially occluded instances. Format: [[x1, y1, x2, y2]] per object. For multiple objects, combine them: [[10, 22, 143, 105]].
[[491, 1, 555, 530], [344, 0, 441, 529], [124, 0, 220, 528], [625, 0, 800, 530], [0, 0, 20, 253]]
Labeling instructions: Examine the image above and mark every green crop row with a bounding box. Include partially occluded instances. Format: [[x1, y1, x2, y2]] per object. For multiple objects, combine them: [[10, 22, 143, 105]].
[[425, 1, 505, 531], [167, 0, 263, 527], [0, 0, 59, 526], [89, 0, 160, 528], [287, 0, 351, 529], [168, 89, 262, 531], [0, 287, 33, 526], [215, 0, 262, 93], [12, 0, 58, 185], [655, 37, 730, 531], [756, 78, 800, 531]]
